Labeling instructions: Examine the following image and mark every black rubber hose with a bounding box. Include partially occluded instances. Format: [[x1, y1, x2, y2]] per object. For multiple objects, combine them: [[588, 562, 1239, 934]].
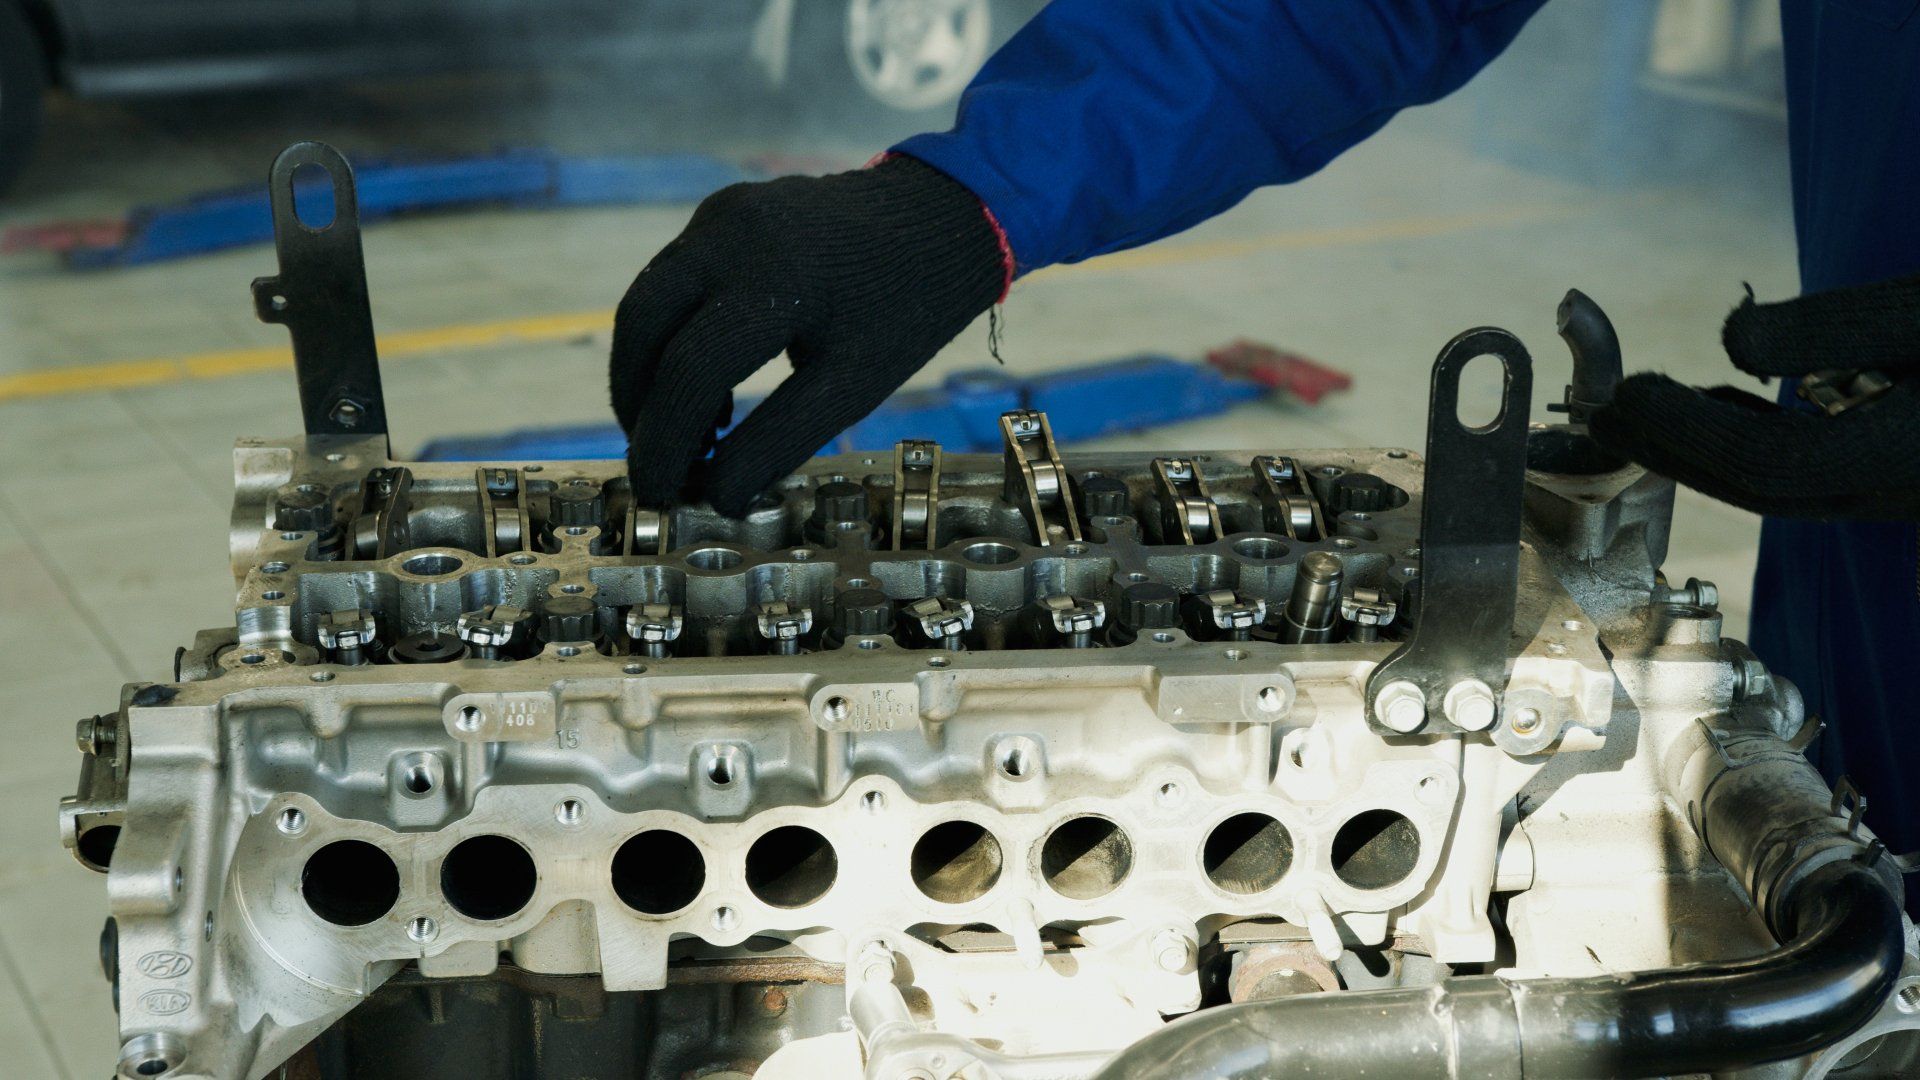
[[1557, 287, 1623, 419], [1091, 862, 1902, 1080]]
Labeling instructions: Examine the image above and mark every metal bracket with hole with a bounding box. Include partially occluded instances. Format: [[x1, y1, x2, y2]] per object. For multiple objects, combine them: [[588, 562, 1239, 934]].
[[1153, 458, 1223, 545], [1251, 455, 1324, 541], [1364, 328, 1533, 737], [892, 439, 942, 550], [250, 141, 389, 447], [1002, 412, 1081, 546]]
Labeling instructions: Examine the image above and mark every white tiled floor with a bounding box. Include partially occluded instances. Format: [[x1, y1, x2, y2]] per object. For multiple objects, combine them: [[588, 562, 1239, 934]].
[[0, 25, 1790, 1077]]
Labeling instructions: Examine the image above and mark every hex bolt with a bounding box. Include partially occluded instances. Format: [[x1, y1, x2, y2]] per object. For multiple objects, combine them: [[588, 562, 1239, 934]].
[[1374, 679, 1427, 733], [1110, 581, 1181, 645], [75, 716, 114, 757], [806, 481, 873, 548], [826, 587, 894, 649], [1443, 679, 1498, 731], [1078, 474, 1131, 518], [1153, 928, 1195, 973]]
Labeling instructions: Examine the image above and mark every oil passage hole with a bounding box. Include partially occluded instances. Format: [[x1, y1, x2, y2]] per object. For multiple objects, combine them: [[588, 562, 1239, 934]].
[[303, 840, 400, 926], [911, 822, 1004, 904], [290, 161, 337, 229], [996, 736, 1039, 779], [1331, 810, 1420, 890], [745, 826, 837, 908], [441, 835, 537, 921], [1455, 353, 1508, 430], [612, 831, 706, 915], [1204, 813, 1293, 895], [400, 757, 435, 796], [1040, 816, 1133, 900]]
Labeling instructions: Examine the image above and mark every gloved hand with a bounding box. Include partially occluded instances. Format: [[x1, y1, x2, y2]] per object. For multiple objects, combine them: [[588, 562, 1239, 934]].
[[1589, 273, 1920, 519], [609, 156, 1009, 516]]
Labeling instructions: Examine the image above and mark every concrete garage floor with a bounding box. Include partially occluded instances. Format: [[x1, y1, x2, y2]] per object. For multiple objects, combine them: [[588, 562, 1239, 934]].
[[0, 29, 1795, 1079]]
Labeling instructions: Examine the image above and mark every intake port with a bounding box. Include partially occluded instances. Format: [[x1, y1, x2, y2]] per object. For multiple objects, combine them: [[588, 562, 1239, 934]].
[[303, 839, 401, 926], [440, 835, 538, 921], [611, 831, 706, 915], [1331, 810, 1420, 890], [1203, 813, 1294, 895], [745, 825, 838, 908], [911, 821, 1004, 904], [1040, 816, 1133, 900]]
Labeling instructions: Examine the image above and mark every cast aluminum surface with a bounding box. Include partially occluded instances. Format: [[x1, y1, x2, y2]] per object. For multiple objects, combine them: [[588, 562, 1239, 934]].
[[60, 431, 1920, 1080]]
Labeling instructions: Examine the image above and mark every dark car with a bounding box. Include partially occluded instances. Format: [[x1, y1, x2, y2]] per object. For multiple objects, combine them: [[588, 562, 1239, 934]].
[[0, 0, 1039, 192]]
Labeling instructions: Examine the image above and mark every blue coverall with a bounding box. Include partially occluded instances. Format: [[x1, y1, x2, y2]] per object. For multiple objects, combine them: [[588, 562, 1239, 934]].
[[897, 0, 1920, 882]]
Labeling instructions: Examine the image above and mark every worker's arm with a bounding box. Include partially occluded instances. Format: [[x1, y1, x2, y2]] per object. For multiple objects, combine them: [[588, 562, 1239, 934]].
[[612, 0, 1547, 514], [898, 0, 1549, 272]]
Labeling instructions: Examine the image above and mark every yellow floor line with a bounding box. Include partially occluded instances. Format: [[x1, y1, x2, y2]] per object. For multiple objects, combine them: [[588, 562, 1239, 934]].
[[0, 202, 1579, 405]]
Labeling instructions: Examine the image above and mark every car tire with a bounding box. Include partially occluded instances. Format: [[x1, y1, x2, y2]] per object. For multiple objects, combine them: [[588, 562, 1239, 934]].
[[0, 0, 48, 196]]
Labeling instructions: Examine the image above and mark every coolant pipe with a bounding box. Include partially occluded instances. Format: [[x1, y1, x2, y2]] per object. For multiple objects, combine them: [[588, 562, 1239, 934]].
[[1091, 726, 1906, 1080]]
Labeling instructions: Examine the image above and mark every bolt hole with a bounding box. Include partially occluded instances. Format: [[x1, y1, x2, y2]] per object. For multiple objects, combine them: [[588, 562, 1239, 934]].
[[240, 652, 266, 665], [280, 531, 304, 542], [823, 696, 850, 722], [686, 547, 744, 571], [927, 655, 950, 668], [399, 756, 436, 796], [407, 916, 437, 944], [262, 561, 291, 574], [1151, 631, 1175, 644], [555, 799, 584, 827], [705, 747, 739, 786], [509, 554, 536, 565], [560, 583, 585, 594], [996, 736, 1039, 780], [862, 790, 887, 814], [962, 541, 1019, 565], [712, 906, 738, 932], [1064, 543, 1089, 555], [278, 807, 307, 835], [1224, 648, 1247, 661], [1562, 619, 1585, 632], [556, 645, 582, 658], [791, 549, 813, 561], [261, 590, 286, 601], [565, 526, 589, 537], [1898, 984, 1920, 1014], [856, 638, 882, 650], [1156, 781, 1184, 807], [1257, 686, 1285, 713], [455, 705, 484, 732], [623, 662, 647, 675]]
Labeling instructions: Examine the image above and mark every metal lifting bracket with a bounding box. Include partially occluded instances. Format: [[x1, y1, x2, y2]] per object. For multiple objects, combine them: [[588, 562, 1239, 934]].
[[251, 142, 391, 450], [1364, 328, 1533, 737]]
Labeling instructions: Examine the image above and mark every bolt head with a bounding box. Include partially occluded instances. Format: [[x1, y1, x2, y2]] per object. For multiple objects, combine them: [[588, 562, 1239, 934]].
[[1443, 679, 1498, 731], [1374, 680, 1427, 733]]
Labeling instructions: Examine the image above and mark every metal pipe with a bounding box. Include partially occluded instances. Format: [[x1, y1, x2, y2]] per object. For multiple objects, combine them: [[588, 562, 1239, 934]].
[[1091, 725, 1906, 1080]]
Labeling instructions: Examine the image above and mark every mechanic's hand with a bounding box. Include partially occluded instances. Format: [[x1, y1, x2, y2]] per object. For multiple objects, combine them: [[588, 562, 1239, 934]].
[[610, 156, 1008, 516], [1589, 273, 1920, 519]]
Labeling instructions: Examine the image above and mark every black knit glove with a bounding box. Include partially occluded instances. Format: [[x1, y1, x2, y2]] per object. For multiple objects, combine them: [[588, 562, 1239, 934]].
[[610, 156, 1007, 515], [1588, 273, 1920, 520]]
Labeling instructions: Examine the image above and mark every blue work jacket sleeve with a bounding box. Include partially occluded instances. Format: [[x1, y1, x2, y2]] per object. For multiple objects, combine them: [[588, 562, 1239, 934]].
[[894, 0, 1549, 274]]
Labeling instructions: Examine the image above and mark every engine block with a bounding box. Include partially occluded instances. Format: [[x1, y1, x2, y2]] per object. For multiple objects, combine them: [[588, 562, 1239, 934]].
[[57, 145, 1920, 1080]]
